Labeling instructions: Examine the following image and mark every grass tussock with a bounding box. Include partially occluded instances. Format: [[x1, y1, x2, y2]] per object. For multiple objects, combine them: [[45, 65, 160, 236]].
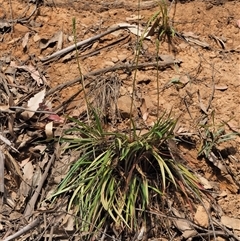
[[51, 110, 204, 239]]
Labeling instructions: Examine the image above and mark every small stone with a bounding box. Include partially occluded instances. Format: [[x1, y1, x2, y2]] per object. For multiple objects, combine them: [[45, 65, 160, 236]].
[[33, 33, 41, 42], [117, 95, 135, 119], [111, 57, 119, 63], [120, 74, 128, 80], [126, 86, 133, 94], [179, 42, 188, 49], [182, 230, 198, 239], [216, 237, 228, 241], [119, 86, 127, 95], [118, 54, 128, 62], [209, 53, 217, 58], [104, 60, 115, 67], [218, 191, 228, 198], [194, 203, 210, 228], [221, 215, 240, 230], [14, 23, 29, 33], [108, 9, 118, 16]]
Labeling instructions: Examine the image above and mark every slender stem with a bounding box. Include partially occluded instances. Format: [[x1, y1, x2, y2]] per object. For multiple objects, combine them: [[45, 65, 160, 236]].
[[129, 0, 142, 140], [72, 18, 90, 123], [156, 39, 160, 119]]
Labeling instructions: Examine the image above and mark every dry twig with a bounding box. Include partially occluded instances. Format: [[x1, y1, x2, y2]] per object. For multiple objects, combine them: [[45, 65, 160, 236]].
[[24, 154, 56, 219], [0, 150, 5, 194], [3, 217, 42, 241]]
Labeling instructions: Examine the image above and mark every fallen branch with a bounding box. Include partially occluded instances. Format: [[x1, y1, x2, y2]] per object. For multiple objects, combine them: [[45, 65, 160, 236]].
[[40, 25, 135, 63], [46, 59, 181, 97]]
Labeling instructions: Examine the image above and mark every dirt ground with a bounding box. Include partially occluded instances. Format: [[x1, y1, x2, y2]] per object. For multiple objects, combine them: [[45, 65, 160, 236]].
[[0, 0, 240, 240]]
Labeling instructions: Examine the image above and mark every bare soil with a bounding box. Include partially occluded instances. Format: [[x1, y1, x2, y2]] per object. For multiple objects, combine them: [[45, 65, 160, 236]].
[[0, 0, 239, 240]]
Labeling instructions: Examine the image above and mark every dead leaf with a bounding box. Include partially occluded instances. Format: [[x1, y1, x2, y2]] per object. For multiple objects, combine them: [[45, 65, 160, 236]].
[[0, 104, 10, 112], [140, 98, 149, 122], [9, 211, 22, 221], [126, 15, 143, 21], [209, 34, 225, 49], [20, 157, 31, 168], [111, 23, 151, 39], [182, 31, 199, 39], [22, 32, 30, 51], [0, 150, 5, 193], [61, 209, 75, 231], [180, 32, 210, 48], [175, 126, 194, 137], [146, 17, 160, 37], [17, 133, 33, 149], [21, 89, 46, 120], [5, 150, 24, 180], [39, 31, 63, 50], [22, 161, 34, 182], [0, 133, 19, 152], [136, 225, 146, 241], [32, 166, 42, 188], [7, 37, 21, 44], [45, 121, 53, 139], [171, 207, 193, 232], [56, 31, 63, 50], [40, 102, 65, 123], [32, 145, 46, 154], [5, 196, 15, 208], [208, 151, 228, 173], [39, 152, 49, 169], [8, 95, 16, 137], [10, 61, 46, 86], [196, 174, 213, 190], [215, 85, 228, 91], [19, 179, 31, 197], [197, 90, 208, 115], [52, 153, 76, 184], [221, 174, 239, 193]]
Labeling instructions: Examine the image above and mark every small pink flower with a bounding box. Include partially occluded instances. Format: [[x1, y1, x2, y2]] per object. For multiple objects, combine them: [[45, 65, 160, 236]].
[[48, 114, 65, 123]]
